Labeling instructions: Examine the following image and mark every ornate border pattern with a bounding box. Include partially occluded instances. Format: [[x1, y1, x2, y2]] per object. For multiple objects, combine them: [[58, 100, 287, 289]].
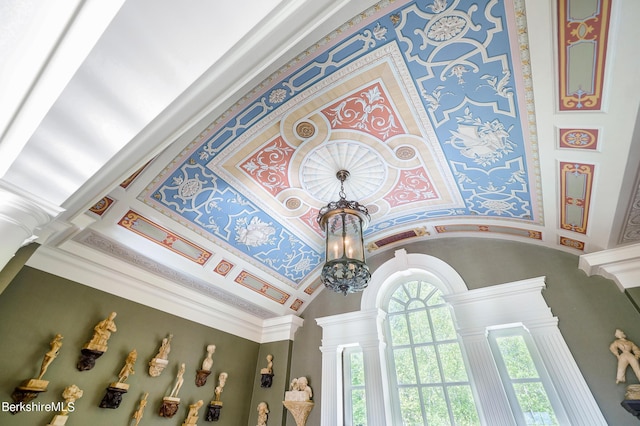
[[234, 270, 290, 304], [435, 224, 542, 240], [118, 210, 212, 265]]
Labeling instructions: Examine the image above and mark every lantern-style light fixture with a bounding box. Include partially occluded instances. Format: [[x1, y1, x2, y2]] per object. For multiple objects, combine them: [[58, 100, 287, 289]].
[[317, 170, 371, 295]]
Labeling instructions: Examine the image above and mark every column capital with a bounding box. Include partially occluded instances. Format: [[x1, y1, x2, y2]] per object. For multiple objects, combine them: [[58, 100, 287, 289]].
[[0, 183, 64, 272]]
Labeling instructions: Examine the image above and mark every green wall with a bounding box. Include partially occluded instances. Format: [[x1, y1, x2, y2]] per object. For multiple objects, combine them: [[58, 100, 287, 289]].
[[3, 238, 639, 425], [248, 340, 294, 426], [0, 266, 272, 426], [289, 238, 640, 426]]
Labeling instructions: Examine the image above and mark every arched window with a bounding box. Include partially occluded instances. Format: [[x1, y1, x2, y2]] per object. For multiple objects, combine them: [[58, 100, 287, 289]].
[[317, 249, 607, 426], [384, 280, 480, 424]]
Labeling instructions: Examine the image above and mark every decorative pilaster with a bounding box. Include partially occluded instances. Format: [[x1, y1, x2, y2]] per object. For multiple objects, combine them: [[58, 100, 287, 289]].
[[317, 308, 388, 426], [456, 329, 515, 425], [318, 344, 339, 426], [527, 319, 608, 425], [360, 339, 390, 426]]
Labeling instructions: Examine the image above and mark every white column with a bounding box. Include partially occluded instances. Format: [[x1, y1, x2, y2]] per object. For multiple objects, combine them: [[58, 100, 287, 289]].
[[527, 318, 608, 425], [0, 185, 61, 272], [318, 343, 340, 426], [360, 338, 391, 426], [458, 329, 516, 426], [317, 309, 389, 426]]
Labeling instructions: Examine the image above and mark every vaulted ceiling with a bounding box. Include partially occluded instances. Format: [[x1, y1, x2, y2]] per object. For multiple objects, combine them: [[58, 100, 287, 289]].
[[3, 0, 639, 341]]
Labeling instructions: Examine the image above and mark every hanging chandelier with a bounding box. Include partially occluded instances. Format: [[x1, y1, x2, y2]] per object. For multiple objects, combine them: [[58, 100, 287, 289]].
[[317, 170, 371, 295]]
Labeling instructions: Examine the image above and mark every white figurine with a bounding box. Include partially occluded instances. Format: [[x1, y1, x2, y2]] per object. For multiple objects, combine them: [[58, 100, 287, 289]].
[[214, 372, 228, 402], [149, 334, 172, 377], [610, 329, 640, 384], [201, 345, 216, 371], [156, 334, 173, 360], [170, 363, 186, 398], [298, 376, 312, 400], [285, 376, 312, 401], [257, 401, 269, 426]]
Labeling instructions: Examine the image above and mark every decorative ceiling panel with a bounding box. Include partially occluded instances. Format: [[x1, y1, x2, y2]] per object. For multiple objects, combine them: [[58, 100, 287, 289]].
[[560, 162, 594, 235], [141, 0, 541, 289], [557, 0, 612, 111]]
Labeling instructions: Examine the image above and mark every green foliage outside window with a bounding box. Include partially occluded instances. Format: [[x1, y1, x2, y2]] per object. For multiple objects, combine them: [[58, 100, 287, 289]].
[[386, 280, 480, 425], [494, 334, 560, 425], [345, 349, 367, 426]]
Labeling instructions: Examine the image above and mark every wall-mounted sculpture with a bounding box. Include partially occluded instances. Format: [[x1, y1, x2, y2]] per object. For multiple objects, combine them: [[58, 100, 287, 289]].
[[11, 333, 64, 412], [196, 344, 215, 387], [77, 312, 117, 371], [46, 384, 83, 426], [283, 377, 314, 426], [99, 349, 136, 409], [257, 401, 269, 426], [149, 334, 172, 377], [260, 354, 274, 388], [132, 392, 149, 426], [206, 372, 228, 421], [611, 328, 640, 417], [182, 399, 204, 425], [160, 362, 185, 418]]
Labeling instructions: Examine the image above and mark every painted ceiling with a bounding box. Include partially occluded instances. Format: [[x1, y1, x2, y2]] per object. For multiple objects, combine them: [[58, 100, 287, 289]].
[[135, 0, 537, 291], [7, 0, 640, 331]]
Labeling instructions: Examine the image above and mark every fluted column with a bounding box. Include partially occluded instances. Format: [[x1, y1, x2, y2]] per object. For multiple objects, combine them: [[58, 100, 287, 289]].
[[360, 338, 391, 426], [457, 329, 515, 425], [318, 343, 339, 426], [527, 318, 608, 425], [0, 185, 61, 272]]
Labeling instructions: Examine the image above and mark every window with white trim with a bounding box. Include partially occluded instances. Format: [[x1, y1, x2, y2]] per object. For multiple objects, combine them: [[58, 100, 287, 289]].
[[317, 250, 607, 426], [343, 346, 367, 426], [488, 326, 568, 425], [385, 279, 480, 425]]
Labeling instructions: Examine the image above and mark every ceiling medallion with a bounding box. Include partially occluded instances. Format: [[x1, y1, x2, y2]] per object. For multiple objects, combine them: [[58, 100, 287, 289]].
[[301, 141, 385, 201], [317, 170, 371, 295], [395, 145, 416, 160], [296, 122, 315, 139], [285, 197, 302, 210]]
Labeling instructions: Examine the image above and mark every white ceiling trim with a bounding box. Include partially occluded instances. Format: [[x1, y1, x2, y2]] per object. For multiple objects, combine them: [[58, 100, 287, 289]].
[[26, 245, 299, 343]]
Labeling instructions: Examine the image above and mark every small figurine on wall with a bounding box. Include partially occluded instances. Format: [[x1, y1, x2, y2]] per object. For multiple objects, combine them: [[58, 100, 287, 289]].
[[159, 362, 186, 418], [182, 399, 203, 425], [46, 384, 83, 426], [149, 334, 173, 377], [100, 349, 137, 409], [260, 354, 274, 388], [132, 392, 149, 426], [77, 311, 117, 371], [11, 333, 64, 412], [610, 329, 640, 385], [257, 402, 269, 426], [196, 344, 216, 387], [283, 376, 314, 426], [39, 334, 64, 380], [206, 372, 228, 421]]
